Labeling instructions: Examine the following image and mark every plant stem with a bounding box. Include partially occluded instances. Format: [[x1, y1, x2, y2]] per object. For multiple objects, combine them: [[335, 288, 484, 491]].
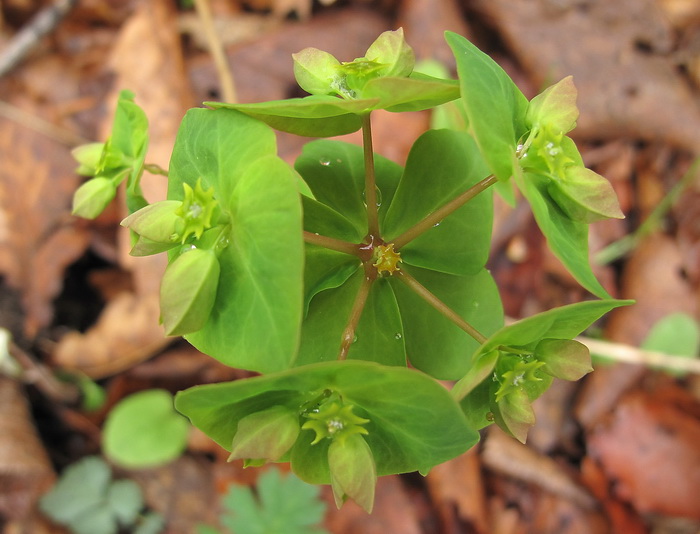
[[391, 174, 498, 249], [396, 269, 487, 344], [338, 272, 374, 359], [303, 231, 360, 256], [362, 113, 380, 238]]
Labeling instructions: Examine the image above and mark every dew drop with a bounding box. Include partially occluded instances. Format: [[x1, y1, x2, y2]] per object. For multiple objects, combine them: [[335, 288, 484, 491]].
[[320, 157, 331, 166], [486, 412, 495, 421], [433, 221, 442, 227], [394, 333, 402, 340], [352, 333, 358, 343]]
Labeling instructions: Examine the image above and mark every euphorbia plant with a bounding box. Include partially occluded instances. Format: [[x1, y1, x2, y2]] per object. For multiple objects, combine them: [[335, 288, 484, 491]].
[[72, 29, 631, 512]]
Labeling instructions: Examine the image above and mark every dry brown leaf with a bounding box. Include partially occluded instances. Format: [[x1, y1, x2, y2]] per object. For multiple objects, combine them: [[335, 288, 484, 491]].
[[472, 0, 700, 152], [482, 428, 597, 510], [586, 389, 700, 519], [0, 116, 90, 337], [51, 292, 167, 378], [325, 475, 423, 534], [425, 447, 490, 534], [129, 455, 218, 533], [0, 377, 55, 520]]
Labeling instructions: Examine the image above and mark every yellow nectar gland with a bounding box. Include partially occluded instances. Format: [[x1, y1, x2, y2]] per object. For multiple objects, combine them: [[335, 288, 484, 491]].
[[373, 244, 402, 275]]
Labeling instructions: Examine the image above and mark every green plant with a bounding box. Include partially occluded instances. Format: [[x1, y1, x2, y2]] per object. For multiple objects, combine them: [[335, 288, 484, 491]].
[[72, 29, 631, 512], [197, 467, 329, 534], [102, 389, 190, 469], [39, 456, 163, 534]]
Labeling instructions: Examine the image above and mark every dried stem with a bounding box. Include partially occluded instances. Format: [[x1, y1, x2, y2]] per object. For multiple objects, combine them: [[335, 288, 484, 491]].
[[303, 231, 360, 256], [338, 272, 374, 360], [396, 269, 487, 344], [193, 0, 237, 103], [392, 174, 498, 249], [362, 113, 380, 238]]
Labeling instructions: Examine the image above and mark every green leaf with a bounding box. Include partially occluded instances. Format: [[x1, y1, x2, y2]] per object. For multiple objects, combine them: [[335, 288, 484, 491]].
[[103, 389, 189, 469], [362, 74, 460, 112], [169, 109, 304, 372], [175, 360, 478, 481], [107, 479, 143, 527], [206, 97, 370, 137], [296, 270, 406, 367], [364, 28, 415, 79], [518, 172, 611, 298], [40, 457, 112, 525], [391, 265, 503, 379], [295, 140, 403, 239], [642, 313, 700, 377], [383, 129, 493, 275], [221, 468, 329, 534], [303, 245, 359, 314], [445, 31, 528, 181]]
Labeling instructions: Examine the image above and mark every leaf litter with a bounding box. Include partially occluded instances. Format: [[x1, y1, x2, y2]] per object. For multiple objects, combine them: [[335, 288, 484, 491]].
[[1, 0, 700, 532]]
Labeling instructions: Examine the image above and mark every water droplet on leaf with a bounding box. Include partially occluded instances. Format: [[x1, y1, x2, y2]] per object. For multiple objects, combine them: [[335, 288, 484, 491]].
[[320, 158, 331, 166], [394, 333, 402, 340]]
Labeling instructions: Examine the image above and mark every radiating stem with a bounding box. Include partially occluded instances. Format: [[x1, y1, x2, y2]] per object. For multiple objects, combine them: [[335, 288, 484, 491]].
[[362, 113, 380, 238], [303, 231, 360, 256], [391, 174, 498, 249], [396, 269, 487, 344], [338, 272, 374, 360]]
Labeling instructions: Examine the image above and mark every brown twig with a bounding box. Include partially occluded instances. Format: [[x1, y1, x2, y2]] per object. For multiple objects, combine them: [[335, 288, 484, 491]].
[[0, 0, 78, 78]]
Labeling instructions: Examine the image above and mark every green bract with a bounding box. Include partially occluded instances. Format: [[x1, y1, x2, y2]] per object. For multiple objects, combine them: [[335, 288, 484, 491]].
[[73, 29, 631, 514]]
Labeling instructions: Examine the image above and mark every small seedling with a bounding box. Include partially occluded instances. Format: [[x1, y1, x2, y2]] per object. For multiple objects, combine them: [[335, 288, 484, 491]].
[[72, 29, 631, 512], [40, 456, 163, 534], [197, 467, 329, 534]]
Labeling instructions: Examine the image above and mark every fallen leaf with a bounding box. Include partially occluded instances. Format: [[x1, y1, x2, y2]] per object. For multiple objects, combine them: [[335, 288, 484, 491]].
[[587, 389, 700, 519], [0, 116, 90, 337], [0, 377, 55, 520], [425, 447, 490, 534]]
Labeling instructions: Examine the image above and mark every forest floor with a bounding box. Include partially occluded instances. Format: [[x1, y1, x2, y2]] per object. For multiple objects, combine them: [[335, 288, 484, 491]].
[[1, 0, 700, 532]]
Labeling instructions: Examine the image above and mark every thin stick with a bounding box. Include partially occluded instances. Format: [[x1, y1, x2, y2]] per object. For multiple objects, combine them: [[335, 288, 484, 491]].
[[362, 114, 380, 237], [396, 269, 487, 344], [338, 273, 374, 360], [304, 231, 360, 256], [579, 335, 700, 375], [193, 0, 237, 103], [0, 100, 90, 146], [0, 0, 78, 77], [391, 174, 498, 249]]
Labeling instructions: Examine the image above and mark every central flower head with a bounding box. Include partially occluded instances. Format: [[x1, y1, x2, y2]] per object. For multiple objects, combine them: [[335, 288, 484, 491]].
[[373, 243, 402, 275]]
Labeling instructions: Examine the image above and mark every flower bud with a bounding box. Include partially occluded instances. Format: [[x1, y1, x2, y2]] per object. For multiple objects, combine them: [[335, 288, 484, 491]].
[[121, 200, 183, 243], [492, 387, 535, 444], [526, 76, 579, 134], [160, 248, 220, 336], [328, 434, 376, 513], [548, 167, 624, 223], [71, 142, 105, 176], [292, 48, 341, 96], [534, 338, 593, 381], [365, 28, 415, 79], [72, 177, 117, 219], [229, 406, 300, 465]]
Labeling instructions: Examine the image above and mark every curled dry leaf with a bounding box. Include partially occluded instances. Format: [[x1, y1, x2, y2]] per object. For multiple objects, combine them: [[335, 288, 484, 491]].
[[0, 378, 55, 520]]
